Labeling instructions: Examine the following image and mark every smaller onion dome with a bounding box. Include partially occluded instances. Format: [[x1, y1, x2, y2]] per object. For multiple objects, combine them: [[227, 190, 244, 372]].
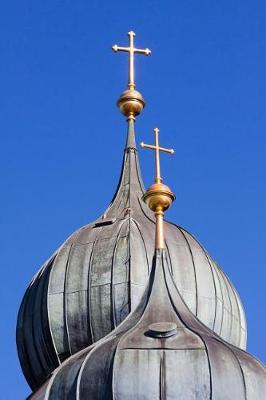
[[29, 249, 266, 400]]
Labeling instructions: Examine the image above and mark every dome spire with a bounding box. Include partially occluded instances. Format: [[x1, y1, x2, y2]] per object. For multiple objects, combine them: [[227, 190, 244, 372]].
[[141, 128, 175, 249], [112, 31, 151, 120]]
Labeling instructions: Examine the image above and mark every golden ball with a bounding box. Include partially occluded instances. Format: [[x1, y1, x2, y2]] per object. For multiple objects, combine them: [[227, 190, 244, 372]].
[[117, 89, 145, 117], [143, 183, 175, 212]]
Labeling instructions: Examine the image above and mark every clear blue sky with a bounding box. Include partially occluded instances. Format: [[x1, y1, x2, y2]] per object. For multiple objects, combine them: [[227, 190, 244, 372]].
[[1, 1, 266, 398]]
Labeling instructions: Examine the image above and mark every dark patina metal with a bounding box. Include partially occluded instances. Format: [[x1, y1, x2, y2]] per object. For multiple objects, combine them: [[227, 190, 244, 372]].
[[17, 120, 247, 391]]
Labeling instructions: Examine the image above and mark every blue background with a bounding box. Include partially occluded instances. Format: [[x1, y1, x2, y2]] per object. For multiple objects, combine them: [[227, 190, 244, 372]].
[[1, 1, 266, 398]]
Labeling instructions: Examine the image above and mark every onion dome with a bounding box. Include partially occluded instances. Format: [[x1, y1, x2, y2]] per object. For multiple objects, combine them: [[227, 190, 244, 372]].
[[17, 119, 247, 391], [17, 32, 247, 392], [28, 249, 266, 400]]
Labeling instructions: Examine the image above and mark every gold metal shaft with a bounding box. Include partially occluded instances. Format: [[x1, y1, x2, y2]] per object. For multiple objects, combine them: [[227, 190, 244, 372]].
[[155, 209, 164, 249], [129, 31, 135, 89]]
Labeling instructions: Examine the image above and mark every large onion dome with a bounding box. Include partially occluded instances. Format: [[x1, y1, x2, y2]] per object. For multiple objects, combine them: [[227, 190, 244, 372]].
[[17, 120, 247, 391], [29, 249, 266, 400]]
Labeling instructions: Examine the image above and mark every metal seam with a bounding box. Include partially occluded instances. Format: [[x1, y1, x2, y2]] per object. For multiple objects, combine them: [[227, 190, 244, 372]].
[[110, 219, 129, 328], [217, 266, 234, 345], [200, 250, 218, 331], [63, 243, 74, 356], [178, 228, 199, 317], [208, 257, 225, 337]]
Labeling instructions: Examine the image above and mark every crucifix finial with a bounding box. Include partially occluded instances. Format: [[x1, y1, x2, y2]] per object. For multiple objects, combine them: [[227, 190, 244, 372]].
[[112, 31, 151, 91], [141, 128, 175, 249], [140, 128, 174, 184]]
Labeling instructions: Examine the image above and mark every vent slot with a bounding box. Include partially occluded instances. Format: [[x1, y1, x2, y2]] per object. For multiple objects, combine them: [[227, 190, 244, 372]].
[[94, 218, 116, 228]]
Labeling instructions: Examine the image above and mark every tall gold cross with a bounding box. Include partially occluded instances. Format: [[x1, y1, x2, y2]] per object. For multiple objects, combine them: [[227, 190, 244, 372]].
[[140, 128, 174, 184], [112, 31, 151, 90]]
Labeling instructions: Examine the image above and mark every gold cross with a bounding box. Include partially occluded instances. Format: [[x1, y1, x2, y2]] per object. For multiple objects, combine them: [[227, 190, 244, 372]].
[[140, 128, 174, 184], [112, 31, 151, 90]]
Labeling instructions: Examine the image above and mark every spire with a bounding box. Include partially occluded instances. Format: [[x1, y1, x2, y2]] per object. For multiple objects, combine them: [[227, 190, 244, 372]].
[[141, 128, 175, 249], [125, 116, 136, 149], [107, 31, 152, 215]]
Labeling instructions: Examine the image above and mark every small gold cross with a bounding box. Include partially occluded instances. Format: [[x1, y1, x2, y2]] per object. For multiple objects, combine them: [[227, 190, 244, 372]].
[[140, 128, 174, 184], [112, 31, 151, 90]]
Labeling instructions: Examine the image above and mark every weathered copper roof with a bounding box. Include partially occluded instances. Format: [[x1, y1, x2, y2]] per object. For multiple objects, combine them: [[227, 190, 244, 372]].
[[17, 120, 247, 391], [28, 249, 266, 400]]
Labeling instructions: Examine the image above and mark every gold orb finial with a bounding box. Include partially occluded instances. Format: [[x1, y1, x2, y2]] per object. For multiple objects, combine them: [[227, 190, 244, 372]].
[[143, 182, 175, 214], [140, 128, 175, 249], [112, 31, 151, 119], [117, 89, 145, 119]]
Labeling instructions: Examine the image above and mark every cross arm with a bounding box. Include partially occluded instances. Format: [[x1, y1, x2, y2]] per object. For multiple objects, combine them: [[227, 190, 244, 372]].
[[112, 45, 129, 52], [134, 48, 151, 56], [140, 142, 174, 154], [158, 146, 174, 154], [140, 142, 156, 150]]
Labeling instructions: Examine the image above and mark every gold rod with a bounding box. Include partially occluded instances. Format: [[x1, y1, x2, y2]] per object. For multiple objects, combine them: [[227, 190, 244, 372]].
[[155, 209, 165, 249], [129, 31, 135, 89], [154, 128, 161, 183]]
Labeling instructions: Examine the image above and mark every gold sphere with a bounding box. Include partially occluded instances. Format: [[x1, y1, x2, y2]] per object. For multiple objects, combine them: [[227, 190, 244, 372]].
[[117, 89, 145, 117], [143, 182, 175, 212]]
